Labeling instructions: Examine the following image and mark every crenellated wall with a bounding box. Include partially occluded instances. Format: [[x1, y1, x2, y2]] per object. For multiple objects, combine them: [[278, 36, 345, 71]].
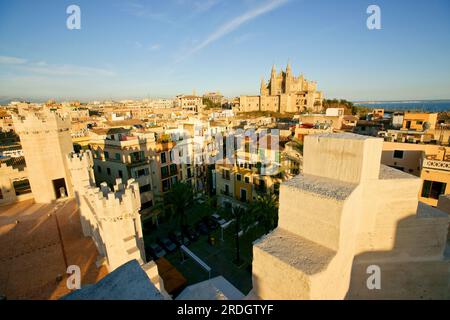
[[251, 133, 450, 299], [67, 150, 146, 271]]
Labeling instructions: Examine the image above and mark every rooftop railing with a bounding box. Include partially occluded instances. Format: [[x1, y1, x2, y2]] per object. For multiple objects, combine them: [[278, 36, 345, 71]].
[[422, 158, 450, 171]]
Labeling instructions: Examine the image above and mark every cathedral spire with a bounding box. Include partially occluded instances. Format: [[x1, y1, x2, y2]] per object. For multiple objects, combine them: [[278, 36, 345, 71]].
[[286, 60, 292, 75], [271, 64, 276, 78]]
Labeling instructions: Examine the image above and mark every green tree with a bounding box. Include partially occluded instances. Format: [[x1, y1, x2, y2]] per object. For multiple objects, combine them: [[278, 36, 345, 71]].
[[202, 98, 221, 109], [154, 182, 194, 228], [231, 206, 246, 265], [248, 193, 279, 234], [289, 137, 304, 155]]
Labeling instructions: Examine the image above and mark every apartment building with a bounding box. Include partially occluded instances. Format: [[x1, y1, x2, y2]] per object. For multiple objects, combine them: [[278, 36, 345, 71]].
[[215, 162, 283, 208], [401, 112, 438, 131], [420, 148, 450, 206], [151, 140, 180, 194], [215, 132, 283, 208], [89, 128, 156, 212], [382, 141, 450, 206], [175, 95, 204, 112]]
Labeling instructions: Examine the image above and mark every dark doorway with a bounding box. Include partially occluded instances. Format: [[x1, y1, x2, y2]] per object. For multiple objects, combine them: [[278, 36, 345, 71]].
[[53, 178, 67, 199], [240, 189, 247, 202]]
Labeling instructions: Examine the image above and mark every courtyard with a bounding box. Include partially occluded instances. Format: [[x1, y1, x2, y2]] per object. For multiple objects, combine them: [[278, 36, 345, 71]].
[[142, 201, 266, 296]]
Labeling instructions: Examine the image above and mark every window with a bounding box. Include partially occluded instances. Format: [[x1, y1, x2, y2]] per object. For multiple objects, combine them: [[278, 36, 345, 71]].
[[97, 166, 102, 173], [225, 184, 230, 195], [236, 174, 242, 181], [107, 168, 111, 175], [160, 152, 166, 164], [0, 188, 3, 199], [141, 200, 153, 209], [256, 180, 266, 193], [244, 176, 250, 184], [115, 153, 121, 161], [393, 150, 404, 159], [104, 151, 109, 159], [118, 170, 123, 179], [139, 184, 151, 193], [170, 164, 177, 176], [222, 169, 230, 180], [13, 179, 31, 196], [162, 179, 170, 192], [240, 189, 247, 202], [130, 151, 144, 163], [161, 166, 169, 178], [135, 168, 149, 178], [421, 180, 446, 200]]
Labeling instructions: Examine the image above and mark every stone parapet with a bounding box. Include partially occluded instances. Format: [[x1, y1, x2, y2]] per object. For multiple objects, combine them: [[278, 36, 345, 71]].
[[251, 133, 450, 299]]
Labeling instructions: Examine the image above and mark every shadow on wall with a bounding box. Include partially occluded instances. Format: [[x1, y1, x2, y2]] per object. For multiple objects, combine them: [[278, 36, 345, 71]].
[[346, 213, 450, 300]]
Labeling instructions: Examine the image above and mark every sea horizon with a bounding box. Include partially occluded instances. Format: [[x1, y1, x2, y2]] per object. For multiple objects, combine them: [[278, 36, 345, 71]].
[[353, 99, 450, 112]]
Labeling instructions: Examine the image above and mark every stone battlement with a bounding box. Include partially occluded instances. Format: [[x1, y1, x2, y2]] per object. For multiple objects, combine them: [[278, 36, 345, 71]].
[[251, 133, 450, 299], [12, 108, 74, 203], [67, 151, 146, 272], [12, 109, 70, 134], [86, 179, 141, 220]]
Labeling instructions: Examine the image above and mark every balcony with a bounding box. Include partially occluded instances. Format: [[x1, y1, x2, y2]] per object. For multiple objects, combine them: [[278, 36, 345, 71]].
[[422, 158, 450, 172]]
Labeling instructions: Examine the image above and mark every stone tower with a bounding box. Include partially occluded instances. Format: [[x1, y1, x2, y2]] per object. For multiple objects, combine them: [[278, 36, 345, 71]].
[[12, 109, 74, 203], [67, 150, 146, 271], [285, 62, 292, 94], [270, 64, 277, 95], [260, 77, 268, 96]]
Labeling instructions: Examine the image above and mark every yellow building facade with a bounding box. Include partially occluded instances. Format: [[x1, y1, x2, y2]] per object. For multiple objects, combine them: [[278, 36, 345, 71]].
[[401, 112, 438, 131], [382, 141, 450, 206]]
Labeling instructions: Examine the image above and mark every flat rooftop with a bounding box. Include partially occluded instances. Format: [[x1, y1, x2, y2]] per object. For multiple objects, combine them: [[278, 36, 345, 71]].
[[0, 199, 108, 299]]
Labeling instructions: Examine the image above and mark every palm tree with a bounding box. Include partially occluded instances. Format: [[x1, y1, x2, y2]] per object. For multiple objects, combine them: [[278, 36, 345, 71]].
[[248, 193, 279, 234], [289, 137, 304, 155], [231, 206, 246, 266], [154, 182, 193, 228]]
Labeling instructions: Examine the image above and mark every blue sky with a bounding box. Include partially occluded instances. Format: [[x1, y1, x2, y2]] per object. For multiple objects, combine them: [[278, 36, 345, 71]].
[[0, 0, 449, 102]]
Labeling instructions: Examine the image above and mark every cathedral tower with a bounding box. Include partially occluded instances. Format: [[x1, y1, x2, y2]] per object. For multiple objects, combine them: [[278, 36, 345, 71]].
[[285, 62, 292, 94], [260, 77, 268, 96], [270, 64, 277, 95]]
